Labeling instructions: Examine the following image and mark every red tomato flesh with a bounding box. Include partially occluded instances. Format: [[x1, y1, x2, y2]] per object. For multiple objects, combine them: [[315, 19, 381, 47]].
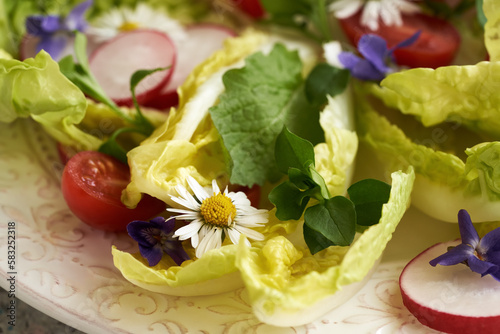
[[338, 11, 461, 69], [61, 151, 166, 232]]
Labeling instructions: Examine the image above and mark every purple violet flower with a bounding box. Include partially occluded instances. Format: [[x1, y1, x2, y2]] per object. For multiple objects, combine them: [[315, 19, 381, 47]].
[[430, 209, 500, 281], [25, 0, 93, 60], [338, 30, 421, 81], [127, 216, 190, 267]]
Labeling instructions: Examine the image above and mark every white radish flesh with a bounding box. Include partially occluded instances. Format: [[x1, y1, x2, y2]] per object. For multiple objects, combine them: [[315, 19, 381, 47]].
[[89, 29, 176, 107], [399, 240, 500, 334], [144, 23, 236, 109]]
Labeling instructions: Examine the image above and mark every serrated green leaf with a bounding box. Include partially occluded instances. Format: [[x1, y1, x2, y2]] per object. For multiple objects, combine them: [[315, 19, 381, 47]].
[[305, 63, 350, 106], [348, 179, 391, 226], [268, 181, 311, 221], [275, 126, 315, 175], [209, 44, 305, 186], [304, 197, 356, 248]]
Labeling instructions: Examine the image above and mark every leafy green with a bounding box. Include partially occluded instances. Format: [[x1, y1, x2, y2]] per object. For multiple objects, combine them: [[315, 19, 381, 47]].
[[270, 127, 390, 254], [209, 43, 324, 187], [348, 179, 392, 227], [305, 63, 350, 107], [260, 0, 332, 42], [0, 50, 101, 150]]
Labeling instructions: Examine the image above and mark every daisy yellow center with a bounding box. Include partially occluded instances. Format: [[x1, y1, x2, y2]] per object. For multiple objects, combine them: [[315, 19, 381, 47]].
[[119, 21, 140, 32], [200, 193, 237, 227]]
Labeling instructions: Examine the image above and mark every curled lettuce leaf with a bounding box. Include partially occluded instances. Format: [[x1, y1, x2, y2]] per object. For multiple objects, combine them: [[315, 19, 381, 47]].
[[235, 168, 414, 327], [369, 62, 500, 138], [357, 84, 500, 223], [0, 51, 101, 150]]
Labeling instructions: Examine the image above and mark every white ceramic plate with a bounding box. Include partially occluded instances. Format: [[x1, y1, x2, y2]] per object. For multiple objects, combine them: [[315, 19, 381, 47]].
[[0, 119, 460, 333]]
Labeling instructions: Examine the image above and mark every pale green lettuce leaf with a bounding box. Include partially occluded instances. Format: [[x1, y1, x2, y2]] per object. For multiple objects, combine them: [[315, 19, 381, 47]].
[[0, 51, 101, 150], [112, 244, 244, 296], [484, 0, 500, 61], [235, 168, 414, 327], [370, 62, 500, 138], [356, 90, 500, 223]]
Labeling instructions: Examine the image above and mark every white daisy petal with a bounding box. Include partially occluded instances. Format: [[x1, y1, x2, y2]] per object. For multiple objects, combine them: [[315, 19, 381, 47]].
[[174, 220, 203, 240], [212, 179, 221, 195], [187, 176, 210, 201], [329, 0, 364, 19], [232, 225, 265, 241], [226, 228, 242, 245], [196, 227, 220, 258]]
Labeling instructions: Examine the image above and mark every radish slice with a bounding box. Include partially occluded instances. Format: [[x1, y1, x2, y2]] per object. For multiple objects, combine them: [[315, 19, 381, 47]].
[[143, 23, 236, 110], [89, 29, 176, 107], [400, 240, 500, 334]]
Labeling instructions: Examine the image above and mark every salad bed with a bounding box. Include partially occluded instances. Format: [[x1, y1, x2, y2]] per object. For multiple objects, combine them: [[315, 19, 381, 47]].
[[1, 0, 499, 332]]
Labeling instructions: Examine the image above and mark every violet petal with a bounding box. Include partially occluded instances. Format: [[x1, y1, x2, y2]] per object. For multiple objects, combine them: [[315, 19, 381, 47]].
[[165, 246, 191, 266], [392, 30, 421, 51], [338, 51, 362, 69], [139, 244, 163, 267], [352, 59, 386, 81], [429, 243, 472, 267], [64, 0, 93, 31], [479, 227, 500, 254], [36, 34, 68, 60], [26, 15, 61, 35], [127, 220, 160, 247], [457, 209, 480, 247], [467, 255, 499, 277], [357, 34, 391, 73]]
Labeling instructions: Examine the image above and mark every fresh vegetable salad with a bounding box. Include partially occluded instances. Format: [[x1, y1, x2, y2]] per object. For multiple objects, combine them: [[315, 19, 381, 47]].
[[1, 0, 499, 330]]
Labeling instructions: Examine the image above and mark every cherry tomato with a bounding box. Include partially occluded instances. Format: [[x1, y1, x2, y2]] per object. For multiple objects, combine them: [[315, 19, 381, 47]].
[[338, 11, 461, 68], [61, 151, 166, 232], [230, 0, 265, 19]]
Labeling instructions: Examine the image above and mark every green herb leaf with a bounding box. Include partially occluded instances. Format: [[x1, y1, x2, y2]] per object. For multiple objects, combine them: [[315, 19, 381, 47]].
[[347, 179, 391, 226], [275, 126, 315, 174], [209, 44, 305, 186], [268, 181, 311, 220], [304, 197, 356, 249], [303, 223, 335, 254], [305, 63, 350, 106]]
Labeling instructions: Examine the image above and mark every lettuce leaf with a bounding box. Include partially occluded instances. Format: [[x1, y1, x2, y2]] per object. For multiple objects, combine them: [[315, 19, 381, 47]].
[[357, 86, 500, 223], [122, 29, 320, 208], [235, 168, 414, 327], [369, 62, 500, 138], [0, 51, 101, 150], [484, 0, 500, 61]]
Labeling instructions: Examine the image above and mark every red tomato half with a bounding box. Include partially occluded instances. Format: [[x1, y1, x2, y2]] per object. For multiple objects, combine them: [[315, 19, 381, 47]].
[[61, 151, 166, 232], [230, 0, 265, 19], [338, 11, 461, 68]]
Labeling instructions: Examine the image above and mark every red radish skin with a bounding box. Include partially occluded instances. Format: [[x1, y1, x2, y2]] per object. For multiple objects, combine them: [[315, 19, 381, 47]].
[[143, 23, 236, 110], [399, 240, 500, 334], [89, 29, 176, 107]]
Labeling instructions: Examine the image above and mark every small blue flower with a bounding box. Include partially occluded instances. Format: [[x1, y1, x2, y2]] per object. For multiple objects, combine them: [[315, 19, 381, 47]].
[[430, 209, 500, 281], [338, 31, 421, 81], [25, 0, 93, 60], [127, 216, 190, 266]]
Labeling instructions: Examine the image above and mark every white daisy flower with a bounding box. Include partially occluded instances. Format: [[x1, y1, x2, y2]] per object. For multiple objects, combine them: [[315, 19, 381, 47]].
[[329, 0, 421, 31], [86, 3, 187, 44], [167, 176, 268, 258]]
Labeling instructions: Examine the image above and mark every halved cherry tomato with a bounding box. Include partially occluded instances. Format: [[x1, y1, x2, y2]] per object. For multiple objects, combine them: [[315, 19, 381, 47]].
[[230, 0, 265, 19], [338, 11, 461, 68], [61, 151, 166, 232]]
